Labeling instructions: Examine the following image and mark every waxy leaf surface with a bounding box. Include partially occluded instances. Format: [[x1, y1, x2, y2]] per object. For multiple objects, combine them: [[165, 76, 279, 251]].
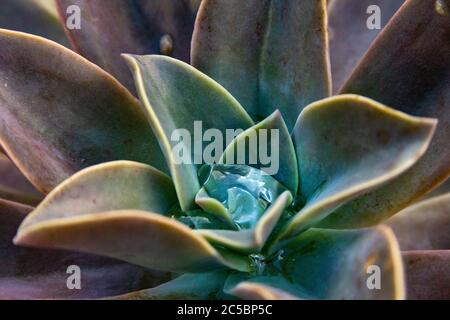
[[192, 0, 330, 129], [0, 30, 167, 194], [125, 55, 253, 211], [403, 250, 450, 300], [57, 0, 199, 92], [280, 227, 404, 299], [328, 0, 405, 91], [0, 199, 170, 299], [114, 271, 229, 300], [388, 193, 450, 250], [1, 0, 68, 46], [324, 0, 450, 227], [220, 111, 298, 194], [278, 95, 435, 243]]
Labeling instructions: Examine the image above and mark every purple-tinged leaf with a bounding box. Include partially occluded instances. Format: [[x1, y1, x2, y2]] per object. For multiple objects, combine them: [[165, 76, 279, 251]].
[[321, 0, 450, 228], [0, 29, 167, 194], [57, 0, 199, 92]]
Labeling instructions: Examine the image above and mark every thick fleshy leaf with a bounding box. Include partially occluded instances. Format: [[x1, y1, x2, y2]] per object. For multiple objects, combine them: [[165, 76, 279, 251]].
[[0, 198, 33, 218], [225, 275, 308, 300], [200, 165, 287, 208], [279, 227, 405, 300], [113, 271, 229, 300], [0, 29, 167, 194], [195, 188, 235, 228], [325, 0, 450, 228], [34, 0, 60, 17], [276, 95, 435, 244], [228, 282, 299, 300], [196, 191, 292, 253], [124, 54, 253, 211], [176, 209, 233, 231], [220, 111, 298, 194], [13, 162, 248, 273], [1, 0, 69, 46], [15, 209, 245, 273], [57, 0, 199, 92], [328, 0, 405, 92], [387, 193, 450, 250], [192, 0, 330, 129], [198, 164, 288, 231], [18, 161, 178, 232], [0, 154, 42, 206], [0, 199, 171, 299], [403, 250, 450, 300], [421, 177, 450, 200]]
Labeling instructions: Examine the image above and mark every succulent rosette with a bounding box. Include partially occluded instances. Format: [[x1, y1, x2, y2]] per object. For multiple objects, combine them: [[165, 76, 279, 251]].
[[0, 0, 449, 299]]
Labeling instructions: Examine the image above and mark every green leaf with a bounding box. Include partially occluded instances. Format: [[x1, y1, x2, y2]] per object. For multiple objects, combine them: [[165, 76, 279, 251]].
[[200, 165, 287, 206], [197, 164, 288, 230], [0, 199, 170, 299], [19, 161, 178, 232], [124, 54, 254, 211], [326, 0, 450, 228], [192, 0, 330, 129], [57, 0, 199, 92], [196, 191, 292, 253], [279, 227, 405, 300], [228, 282, 299, 300], [0, 0, 69, 46], [15, 209, 239, 273], [328, 0, 405, 92], [220, 110, 298, 194], [0, 154, 43, 206], [0, 29, 167, 194], [276, 95, 435, 244], [387, 193, 450, 251], [113, 271, 229, 300], [176, 209, 232, 231], [225, 274, 309, 300], [33, 0, 60, 17], [195, 188, 235, 228], [403, 250, 450, 300], [13, 162, 248, 273]]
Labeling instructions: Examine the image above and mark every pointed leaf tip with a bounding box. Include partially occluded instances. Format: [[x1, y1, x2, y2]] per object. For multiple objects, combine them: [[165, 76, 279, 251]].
[[331, 0, 450, 227], [0, 30, 167, 194], [196, 191, 292, 253], [277, 95, 436, 241], [192, 0, 330, 129], [15, 210, 227, 273], [124, 54, 253, 211], [220, 110, 299, 194]]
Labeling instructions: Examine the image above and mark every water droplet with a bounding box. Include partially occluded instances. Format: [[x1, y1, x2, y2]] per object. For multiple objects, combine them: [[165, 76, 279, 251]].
[[160, 34, 174, 56], [249, 254, 266, 275], [3, 83, 7, 88], [436, 0, 449, 16], [258, 187, 272, 203]]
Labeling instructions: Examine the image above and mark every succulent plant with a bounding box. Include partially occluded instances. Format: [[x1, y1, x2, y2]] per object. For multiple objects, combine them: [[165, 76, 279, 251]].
[[0, 0, 449, 300]]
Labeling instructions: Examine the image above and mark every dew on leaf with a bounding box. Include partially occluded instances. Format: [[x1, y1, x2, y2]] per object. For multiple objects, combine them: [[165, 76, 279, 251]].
[[249, 253, 266, 275]]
